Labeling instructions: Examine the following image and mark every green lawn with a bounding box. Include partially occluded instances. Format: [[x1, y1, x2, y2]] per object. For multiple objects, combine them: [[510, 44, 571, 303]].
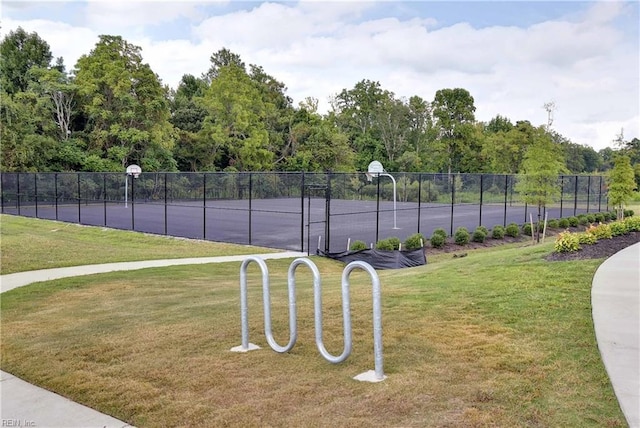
[[0, 216, 626, 427]]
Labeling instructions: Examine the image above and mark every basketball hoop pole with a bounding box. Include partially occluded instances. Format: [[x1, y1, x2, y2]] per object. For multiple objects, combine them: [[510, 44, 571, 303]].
[[124, 165, 142, 208], [367, 161, 398, 230]]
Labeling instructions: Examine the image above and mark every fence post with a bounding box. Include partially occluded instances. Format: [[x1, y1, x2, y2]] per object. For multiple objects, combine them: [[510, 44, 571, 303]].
[[164, 173, 168, 235], [450, 174, 455, 236], [77, 174, 81, 223], [598, 175, 603, 212], [325, 172, 331, 253], [478, 174, 483, 228], [34, 173, 38, 218], [300, 171, 305, 252], [249, 172, 253, 245], [586, 175, 591, 213], [503, 175, 508, 227], [573, 175, 578, 216], [203, 173, 207, 240], [560, 175, 564, 218], [17, 173, 21, 215], [417, 173, 422, 234], [103, 174, 107, 226]]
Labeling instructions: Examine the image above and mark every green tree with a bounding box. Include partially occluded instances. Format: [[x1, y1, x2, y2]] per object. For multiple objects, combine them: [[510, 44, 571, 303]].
[[431, 88, 476, 173], [198, 63, 273, 171], [607, 154, 636, 220], [73, 35, 176, 171], [0, 27, 53, 96], [170, 74, 208, 171], [516, 130, 567, 242]]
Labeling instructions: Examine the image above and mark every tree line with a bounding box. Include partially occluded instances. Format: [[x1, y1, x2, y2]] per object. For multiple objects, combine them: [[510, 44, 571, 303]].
[[2, 27, 639, 182]]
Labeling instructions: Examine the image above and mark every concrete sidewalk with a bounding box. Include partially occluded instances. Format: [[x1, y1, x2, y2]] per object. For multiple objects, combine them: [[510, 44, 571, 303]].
[[0, 251, 305, 428], [592, 242, 640, 428]]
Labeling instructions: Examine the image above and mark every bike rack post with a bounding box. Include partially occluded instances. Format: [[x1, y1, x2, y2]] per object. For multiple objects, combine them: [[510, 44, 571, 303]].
[[232, 256, 386, 382], [343, 260, 386, 382]]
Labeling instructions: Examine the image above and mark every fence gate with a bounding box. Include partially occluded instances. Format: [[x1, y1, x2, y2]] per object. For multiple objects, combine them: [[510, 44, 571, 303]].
[[305, 184, 329, 255]]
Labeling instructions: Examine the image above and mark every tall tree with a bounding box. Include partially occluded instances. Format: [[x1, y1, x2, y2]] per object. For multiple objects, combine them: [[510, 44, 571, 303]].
[[74, 35, 176, 171], [170, 74, 208, 171], [0, 27, 53, 96], [607, 154, 636, 220], [198, 63, 273, 171], [516, 130, 567, 242], [432, 88, 476, 174]]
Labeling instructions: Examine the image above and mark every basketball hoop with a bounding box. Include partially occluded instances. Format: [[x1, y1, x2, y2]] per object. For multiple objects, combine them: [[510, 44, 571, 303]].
[[126, 164, 142, 179]]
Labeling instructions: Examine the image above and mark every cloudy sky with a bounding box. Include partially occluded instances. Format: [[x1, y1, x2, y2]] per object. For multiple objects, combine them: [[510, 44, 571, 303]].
[[3, 0, 638, 152]]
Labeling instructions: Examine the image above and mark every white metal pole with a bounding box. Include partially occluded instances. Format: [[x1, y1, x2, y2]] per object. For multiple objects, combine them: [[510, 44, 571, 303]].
[[381, 173, 398, 229]]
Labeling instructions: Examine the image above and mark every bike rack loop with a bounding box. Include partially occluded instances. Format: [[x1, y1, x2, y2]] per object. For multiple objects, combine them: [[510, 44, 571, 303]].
[[231, 256, 385, 382]]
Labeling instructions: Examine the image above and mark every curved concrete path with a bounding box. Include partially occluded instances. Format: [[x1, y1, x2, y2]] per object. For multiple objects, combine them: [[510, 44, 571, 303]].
[[592, 242, 640, 428], [0, 251, 305, 428]]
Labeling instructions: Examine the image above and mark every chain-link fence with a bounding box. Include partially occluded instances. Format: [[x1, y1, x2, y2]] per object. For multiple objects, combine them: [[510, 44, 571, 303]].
[[1, 172, 609, 253]]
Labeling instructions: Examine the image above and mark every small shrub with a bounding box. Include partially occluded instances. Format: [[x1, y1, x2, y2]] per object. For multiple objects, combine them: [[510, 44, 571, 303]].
[[568, 216, 579, 227], [609, 221, 628, 237], [558, 218, 570, 228], [586, 214, 596, 223], [624, 209, 635, 218], [624, 216, 640, 232], [586, 223, 612, 240], [350, 240, 367, 251], [472, 227, 487, 243], [491, 225, 505, 239], [476, 226, 489, 235], [608, 211, 618, 221], [522, 223, 533, 236], [577, 214, 589, 226], [554, 232, 581, 253], [547, 219, 559, 228], [594, 213, 605, 223], [432, 228, 448, 238], [404, 233, 426, 250], [375, 238, 395, 251], [454, 227, 470, 245], [430, 233, 446, 249], [505, 223, 520, 238], [387, 236, 401, 250], [577, 232, 597, 245]]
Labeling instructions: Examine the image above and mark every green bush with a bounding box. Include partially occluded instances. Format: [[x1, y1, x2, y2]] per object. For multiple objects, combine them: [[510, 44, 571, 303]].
[[594, 213, 604, 223], [554, 231, 581, 253], [522, 223, 533, 236], [505, 223, 520, 238], [476, 226, 489, 235], [350, 240, 367, 251], [558, 218, 570, 228], [375, 238, 396, 251], [624, 209, 635, 218], [491, 225, 505, 239], [608, 211, 618, 221], [577, 214, 589, 226], [586, 214, 596, 223], [432, 228, 447, 238], [430, 233, 446, 249], [387, 236, 401, 250], [624, 216, 640, 231], [472, 227, 487, 243], [609, 221, 628, 237], [586, 223, 612, 240], [568, 216, 579, 227], [404, 233, 426, 250], [547, 219, 560, 228], [454, 227, 470, 245], [577, 232, 597, 245]]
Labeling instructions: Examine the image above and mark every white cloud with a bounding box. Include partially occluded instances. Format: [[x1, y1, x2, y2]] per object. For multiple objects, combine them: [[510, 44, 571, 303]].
[[2, 0, 638, 152]]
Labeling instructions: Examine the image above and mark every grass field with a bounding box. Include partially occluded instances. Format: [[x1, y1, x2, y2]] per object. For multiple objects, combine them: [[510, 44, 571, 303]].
[[0, 216, 627, 427]]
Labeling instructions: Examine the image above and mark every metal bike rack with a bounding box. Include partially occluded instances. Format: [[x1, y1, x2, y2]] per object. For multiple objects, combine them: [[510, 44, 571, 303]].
[[231, 256, 386, 382]]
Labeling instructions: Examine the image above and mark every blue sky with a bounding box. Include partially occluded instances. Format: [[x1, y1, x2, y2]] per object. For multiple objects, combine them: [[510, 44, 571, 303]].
[[3, 1, 639, 151]]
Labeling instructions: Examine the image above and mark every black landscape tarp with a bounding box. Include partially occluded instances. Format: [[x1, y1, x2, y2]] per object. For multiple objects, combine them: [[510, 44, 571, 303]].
[[317, 248, 426, 270]]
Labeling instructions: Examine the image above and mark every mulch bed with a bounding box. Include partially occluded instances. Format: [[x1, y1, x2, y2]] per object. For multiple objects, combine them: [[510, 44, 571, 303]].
[[424, 228, 640, 262]]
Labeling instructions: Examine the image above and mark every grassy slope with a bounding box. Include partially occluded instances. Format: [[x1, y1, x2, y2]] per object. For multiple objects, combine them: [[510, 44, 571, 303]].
[[0, 217, 626, 427], [0, 214, 275, 274]]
